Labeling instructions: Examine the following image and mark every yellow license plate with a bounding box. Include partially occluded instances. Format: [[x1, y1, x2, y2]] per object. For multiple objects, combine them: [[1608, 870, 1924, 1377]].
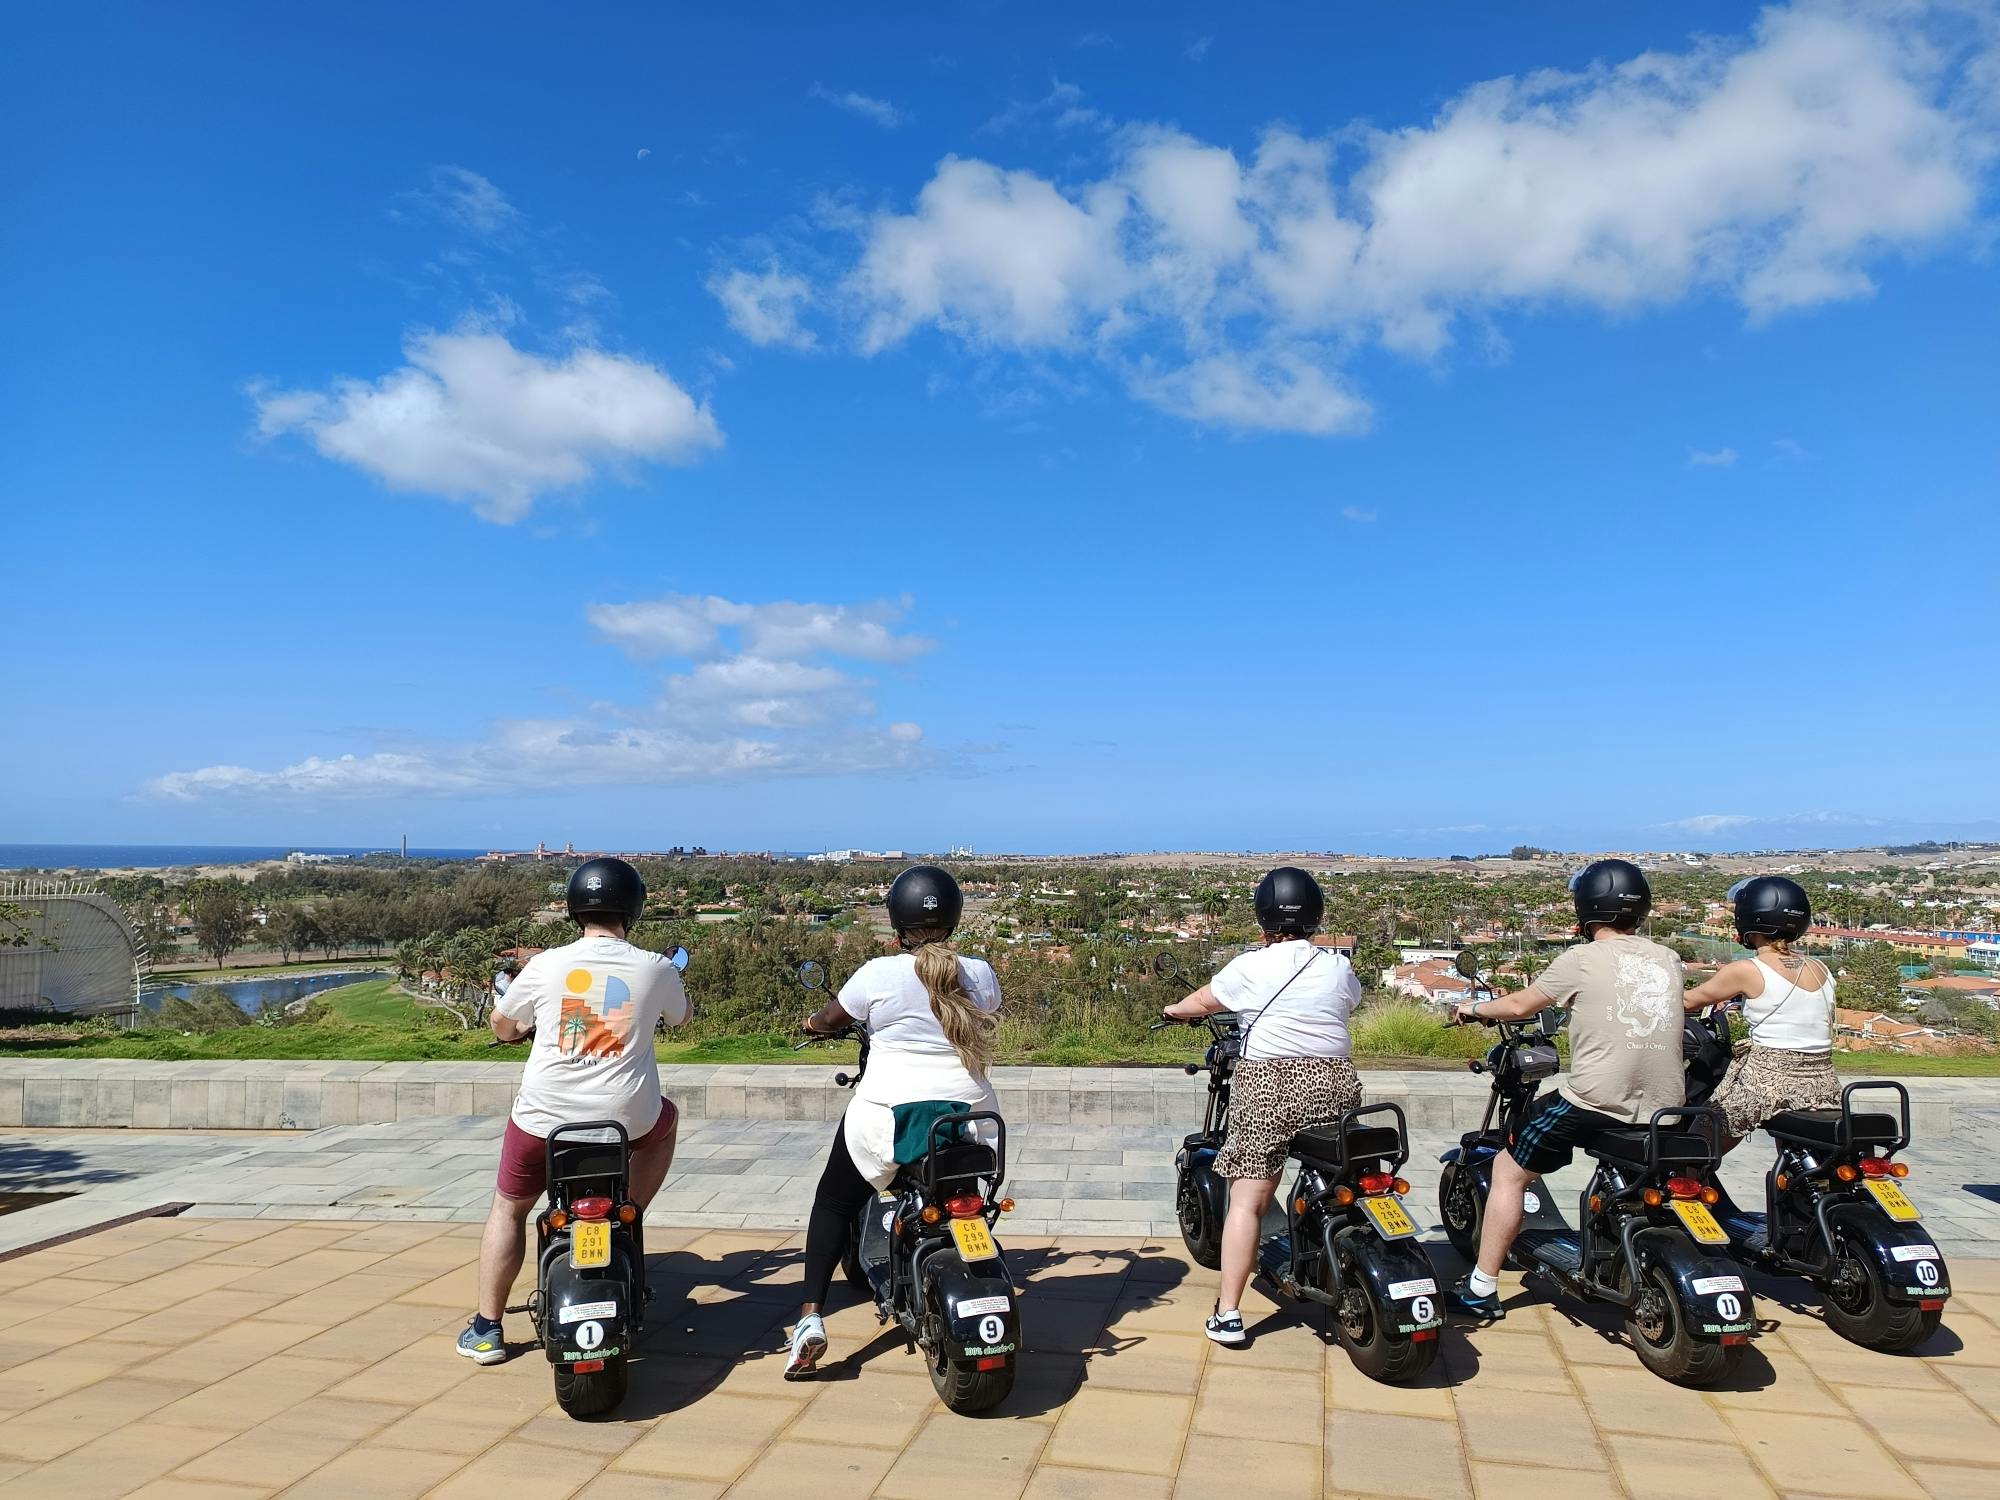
[[950, 1216, 998, 1262], [570, 1219, 611, 1269], [1864, 1179, 1922, 1222], [1670, 1199, 1729, 1245], [1360, 1195, 1418, 1240]]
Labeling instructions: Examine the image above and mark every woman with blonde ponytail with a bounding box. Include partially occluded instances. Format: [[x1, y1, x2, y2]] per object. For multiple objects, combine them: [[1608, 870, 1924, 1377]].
[[786, 865, 1003, 1379], [1683, 875, 1838, 1150]]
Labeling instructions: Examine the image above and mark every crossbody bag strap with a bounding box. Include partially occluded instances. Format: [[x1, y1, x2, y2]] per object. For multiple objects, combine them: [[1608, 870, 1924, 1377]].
[[1237, 945, 1323, 1044]]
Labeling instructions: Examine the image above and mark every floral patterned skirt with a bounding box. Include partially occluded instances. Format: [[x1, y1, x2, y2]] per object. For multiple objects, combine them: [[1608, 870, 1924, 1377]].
[[1710, 1044, 1838, 1138]]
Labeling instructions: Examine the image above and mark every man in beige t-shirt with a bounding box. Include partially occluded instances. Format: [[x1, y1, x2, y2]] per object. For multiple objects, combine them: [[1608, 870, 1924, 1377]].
[[1445, 859, 1684, 1320]]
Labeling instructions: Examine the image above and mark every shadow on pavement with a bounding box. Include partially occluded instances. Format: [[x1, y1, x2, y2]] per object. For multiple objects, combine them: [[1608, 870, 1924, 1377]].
[[0, 1138, 125, 1192]]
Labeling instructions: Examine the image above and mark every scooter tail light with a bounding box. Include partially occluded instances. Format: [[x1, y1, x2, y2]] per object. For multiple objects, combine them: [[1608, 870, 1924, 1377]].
[[1858, 1157, 1890, 1179], [1665, 1176, 1702, 1200], [1358, 1171, 1395, 1196], [571, 1358, 605, 1374], [571, 1196, 613, 1221], [946, 1194, 985, 1220], [975, 1355, 1007, 1371]]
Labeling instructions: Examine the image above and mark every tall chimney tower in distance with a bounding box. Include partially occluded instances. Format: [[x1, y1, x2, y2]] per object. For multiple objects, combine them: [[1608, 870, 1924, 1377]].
[[401, 833, 408, 859]]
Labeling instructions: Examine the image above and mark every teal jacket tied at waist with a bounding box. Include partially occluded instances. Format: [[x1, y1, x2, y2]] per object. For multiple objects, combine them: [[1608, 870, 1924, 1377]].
[[890, 1099, 971, 1164]]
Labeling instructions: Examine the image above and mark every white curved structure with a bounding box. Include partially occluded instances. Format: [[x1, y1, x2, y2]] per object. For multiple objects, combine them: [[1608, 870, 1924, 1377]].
[[0, 881, 145, 1015]]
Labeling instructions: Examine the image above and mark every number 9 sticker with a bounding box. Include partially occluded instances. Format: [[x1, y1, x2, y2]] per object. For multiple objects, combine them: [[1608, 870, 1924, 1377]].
[[977, 1314, 1006, 1344]]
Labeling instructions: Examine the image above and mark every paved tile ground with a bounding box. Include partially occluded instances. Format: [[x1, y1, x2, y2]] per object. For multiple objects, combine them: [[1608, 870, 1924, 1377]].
[[8, 1108, 2000, 1255], [1, 1214, 1998, 1499]]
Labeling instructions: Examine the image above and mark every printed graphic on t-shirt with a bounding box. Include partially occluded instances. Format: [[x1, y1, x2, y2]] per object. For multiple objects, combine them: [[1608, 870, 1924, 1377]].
[[1613, 950, 1675, 1040], [558, 966, 635, 1058]]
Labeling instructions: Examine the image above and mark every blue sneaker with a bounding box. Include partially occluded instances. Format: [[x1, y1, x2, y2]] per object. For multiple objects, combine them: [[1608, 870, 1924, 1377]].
[[456, 1319, 506, 1365], [1446, 1277, 1505, 1321]]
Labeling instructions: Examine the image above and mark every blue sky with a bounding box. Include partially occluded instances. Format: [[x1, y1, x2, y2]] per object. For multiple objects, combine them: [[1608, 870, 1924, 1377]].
[[5, 2, 1997, 857]]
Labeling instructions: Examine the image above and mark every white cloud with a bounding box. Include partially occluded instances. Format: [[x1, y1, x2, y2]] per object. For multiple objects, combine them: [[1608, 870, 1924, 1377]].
[[1662, 813, 1756, 835], [1187, 36, 1213, 63], [1341, 505, 1378, 523], [586, 594, 933, 663], [809, 83, 907, 128], [799, 3, 1994, 434], [708, 263, 816, 348], [424, 166, 517, 235], [980, 80, 1110, 136], [1688, 446, 1739, 467], [850, 157, 1130, 352], [151, 593, 936, 800], [251, 327, 722, 523]]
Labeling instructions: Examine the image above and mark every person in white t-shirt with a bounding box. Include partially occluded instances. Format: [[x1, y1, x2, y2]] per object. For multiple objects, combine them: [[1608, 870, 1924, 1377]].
[[456, 857, 690, 1366], [784, 864, 1002, 1379], [1161, 866, 1362, 1346]]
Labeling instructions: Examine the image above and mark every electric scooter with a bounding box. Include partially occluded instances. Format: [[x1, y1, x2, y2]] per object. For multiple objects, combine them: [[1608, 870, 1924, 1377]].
[[1437, 951, 1760, 1386], [1684, 1005, 1950, 1350], [1154, 954, 1444, 1382], [794, 961, 1024, 1413]]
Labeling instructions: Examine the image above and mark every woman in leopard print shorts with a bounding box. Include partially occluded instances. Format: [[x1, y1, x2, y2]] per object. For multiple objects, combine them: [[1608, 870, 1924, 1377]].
[[1161, 868, 1363, 1345], [1682, 876, 1838, 1144]]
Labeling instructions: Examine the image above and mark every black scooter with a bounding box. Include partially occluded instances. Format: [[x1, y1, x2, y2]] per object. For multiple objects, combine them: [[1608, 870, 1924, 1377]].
[[1156, 969, 1443, 1382], [1684, 1006, 1951, 1350], [520, 1122, 647, 1416], [795, 961, 1023, 1413], [1437, 952, 1759, 1386]]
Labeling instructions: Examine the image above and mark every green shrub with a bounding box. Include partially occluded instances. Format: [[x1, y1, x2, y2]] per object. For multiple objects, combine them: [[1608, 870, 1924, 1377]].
[[1349, 1001, 1490, 1059]]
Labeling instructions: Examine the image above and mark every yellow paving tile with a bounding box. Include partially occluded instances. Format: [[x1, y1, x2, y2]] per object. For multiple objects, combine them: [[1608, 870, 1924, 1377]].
[[0, 1421, 229, 1500], [1605, 1432, 1774, 1500], [1191, 1360, 1324, 1435], [1326, 1411, 1471, 1500], [1325, 1354, 1455, 1419], [1906, 1461, 2000, 1500], [1833, 1382, 2000, 1460], [1174, 1434, 1320, 1500], [1719, 1408, 1923, 1499], [122, 1480, 273, 1500], [1084, 1329, 1207, 1395], [783, 1368, 936, 1448], [612, 1392, 800, 1482], [0, 1375, 200, 1462], [726, 1439, 896, 1500], [424, 1440, 595, 1500], [174, 1428, 358, 1491], [1452, 1385, 1604, 1470], [1471, 1461, 1626, 1500], [878, 1408, 1054, 1500], [1023, 1469, 1173, 1500], [1043, 1389, 1190, 1476], [270, 1443, 463, 1500]]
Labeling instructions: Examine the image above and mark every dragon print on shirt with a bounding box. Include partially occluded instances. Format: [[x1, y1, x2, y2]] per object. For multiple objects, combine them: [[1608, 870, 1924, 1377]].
[[1614, 949, 1675, 1040]]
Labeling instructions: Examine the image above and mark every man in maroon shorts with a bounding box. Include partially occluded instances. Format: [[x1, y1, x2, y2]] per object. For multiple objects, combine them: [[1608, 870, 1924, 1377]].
[[458, 857, 691, 1364]]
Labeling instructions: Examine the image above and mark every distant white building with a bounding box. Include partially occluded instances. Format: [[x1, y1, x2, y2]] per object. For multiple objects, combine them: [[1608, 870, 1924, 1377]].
[[806, 848, 907, 864]]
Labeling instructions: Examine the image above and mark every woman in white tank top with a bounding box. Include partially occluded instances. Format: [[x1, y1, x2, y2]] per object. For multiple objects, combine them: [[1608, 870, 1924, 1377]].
[[1682, 876, 1839, 1145]]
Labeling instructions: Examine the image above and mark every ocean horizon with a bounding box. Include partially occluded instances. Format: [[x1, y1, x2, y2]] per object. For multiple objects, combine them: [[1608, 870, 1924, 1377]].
[[0, 843, 491, 871]]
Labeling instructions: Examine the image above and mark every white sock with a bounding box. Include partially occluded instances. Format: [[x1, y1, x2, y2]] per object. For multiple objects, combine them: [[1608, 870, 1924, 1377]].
[[1468, 1269, 1499, 1298]]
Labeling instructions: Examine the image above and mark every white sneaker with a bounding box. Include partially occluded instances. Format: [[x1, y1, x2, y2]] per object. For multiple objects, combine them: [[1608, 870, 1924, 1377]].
[[784, 1313, 828, 1380], [1204, 1306, 1247, 1345]]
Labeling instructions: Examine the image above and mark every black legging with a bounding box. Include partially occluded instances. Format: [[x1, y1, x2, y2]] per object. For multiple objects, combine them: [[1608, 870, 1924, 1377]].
[[802, 1116, 874, 1308]]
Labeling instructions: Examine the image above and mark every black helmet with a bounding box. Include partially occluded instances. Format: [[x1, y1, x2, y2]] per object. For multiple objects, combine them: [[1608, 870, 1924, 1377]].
[[1254, 866, 1324, 936], [566, 857, 647, 927], [1569, 859, 1651, 931], [887, 864, 962, 936], [1730, 876, 1810, 942]]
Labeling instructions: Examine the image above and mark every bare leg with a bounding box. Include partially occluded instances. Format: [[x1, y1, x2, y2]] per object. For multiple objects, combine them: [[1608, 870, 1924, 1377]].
[[477, 1190, 539, 1322], [1219, 1175, 1278, 1311], [1475, 1149, 1536, 1280], [630, 1111, 679, 1208]]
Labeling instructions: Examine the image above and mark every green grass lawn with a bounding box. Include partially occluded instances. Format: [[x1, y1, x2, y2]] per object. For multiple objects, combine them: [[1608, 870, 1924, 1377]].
[[6, 980, 1999, 1074]]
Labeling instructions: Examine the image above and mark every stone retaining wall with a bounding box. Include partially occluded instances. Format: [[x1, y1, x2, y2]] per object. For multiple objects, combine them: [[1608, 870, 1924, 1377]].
[[0, 1057, 1973, 1136]]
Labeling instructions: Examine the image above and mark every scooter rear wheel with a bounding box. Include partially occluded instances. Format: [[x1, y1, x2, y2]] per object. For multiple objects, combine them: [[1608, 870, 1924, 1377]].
[[929, 1351, 1015, 1413], [1624, 1265, 1738, 1387], [1330, 1252, 1440, 1384], [554, 1353, 629, 1417], [1822, 1242, 1941, 1353]]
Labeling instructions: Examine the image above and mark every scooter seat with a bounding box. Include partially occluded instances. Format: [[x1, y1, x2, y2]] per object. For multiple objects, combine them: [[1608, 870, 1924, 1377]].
[[1587, 1124, 1714, 1169], [1764, 1109, 1900, 1149], [1291, 1122, 1404, 1166]]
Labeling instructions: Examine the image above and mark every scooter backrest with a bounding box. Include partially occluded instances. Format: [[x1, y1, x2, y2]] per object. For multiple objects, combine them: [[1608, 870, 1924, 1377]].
[[545, 1121, 630, 1205]]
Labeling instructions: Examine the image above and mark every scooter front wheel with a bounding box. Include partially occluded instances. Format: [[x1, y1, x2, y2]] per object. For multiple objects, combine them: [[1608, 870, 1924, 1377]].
[[553, 1352, 629, 1417], [1438, 1162, 1482, 1264], [1624, 1265, 1738, 1387], [1177, 1173, 1222, 1270]]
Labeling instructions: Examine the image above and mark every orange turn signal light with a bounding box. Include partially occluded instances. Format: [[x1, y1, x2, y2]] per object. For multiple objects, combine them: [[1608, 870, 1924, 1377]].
[[1392, 1178, 1411, 1196], [1774, 1173, 1790, 1192], [1294, 1196, 1309, 1215], [920, 1205, 943, 1225], [1330, 1185, 1356, 1208], [1888, 1161, 1910, 1179], [997, 1198, 1015, 1214], [617, 1203, 639, 1225], [1699, 1186, 1721, 1206], [547, 1209, 569, 1231], [1640, 1188, 1664, 1208], [1588, 1194, 1603, 1214], [1834, 1163, 1860, 1183]]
